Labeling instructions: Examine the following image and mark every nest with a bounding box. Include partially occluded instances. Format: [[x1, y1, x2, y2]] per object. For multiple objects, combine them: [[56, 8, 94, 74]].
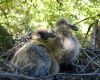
[[0, 32, 100, 80]]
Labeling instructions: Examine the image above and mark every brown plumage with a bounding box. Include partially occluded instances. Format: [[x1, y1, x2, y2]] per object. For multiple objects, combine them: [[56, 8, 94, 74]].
[[36, 19, 80, 65], [10, 33, 59, 77], [54, 18, 80, 65], [10, 18, 80, 77]]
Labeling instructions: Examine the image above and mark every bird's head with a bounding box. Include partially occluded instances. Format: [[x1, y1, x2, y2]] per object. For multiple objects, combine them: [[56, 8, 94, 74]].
[[37, 30, 56, 40], [55, 18, 78, 32]]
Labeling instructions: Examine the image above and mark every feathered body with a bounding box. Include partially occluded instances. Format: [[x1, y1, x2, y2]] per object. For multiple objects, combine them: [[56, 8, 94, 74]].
[[54, 18, 80, 65], [10, 18, 80, 77], [10, 35, 59, 77]]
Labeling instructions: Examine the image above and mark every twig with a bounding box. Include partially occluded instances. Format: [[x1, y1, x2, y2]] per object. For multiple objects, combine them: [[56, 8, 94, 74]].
[[74, 14, 100, 25], [93, 68, 100, 73], [0, 71, 35, 80], [74, 17, 94, 25], [64, 72, 100, 76], [56, 0, 63, 6], [82, 50, 100, 67], [82, 23, 94, 47], [0, 59, 23, 74], [81, 48, 100, 67], [81, 54, 100, 72], [0, 71, 100, 80], [82, 48, 96, 56]]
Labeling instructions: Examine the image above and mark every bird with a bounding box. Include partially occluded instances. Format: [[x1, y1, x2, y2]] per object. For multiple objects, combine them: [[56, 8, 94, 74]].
[[10, 31, 59, 78], [54, 18, 80, 65]]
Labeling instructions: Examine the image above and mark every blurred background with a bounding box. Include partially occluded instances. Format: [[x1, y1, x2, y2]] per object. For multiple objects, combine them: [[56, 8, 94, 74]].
[[0, 0, 100, 50]]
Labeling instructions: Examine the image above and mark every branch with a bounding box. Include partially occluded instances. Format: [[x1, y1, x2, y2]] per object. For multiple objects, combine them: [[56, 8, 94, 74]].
[[0, 71, 35, 80], [74, 17, 94, 25], [0, 71, 100, 80], [56, 0, 63, 6], [81, 54, 100, 72], [82, 23, 94, 47]]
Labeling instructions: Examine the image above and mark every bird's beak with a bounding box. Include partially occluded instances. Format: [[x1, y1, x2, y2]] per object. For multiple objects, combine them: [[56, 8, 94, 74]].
[[67, 24, 79, 31]]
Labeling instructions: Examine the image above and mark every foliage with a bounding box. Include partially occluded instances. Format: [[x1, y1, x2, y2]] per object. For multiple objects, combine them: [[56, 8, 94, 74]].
[[0, 24, 15, 50], [0, 0, 100, 42]]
